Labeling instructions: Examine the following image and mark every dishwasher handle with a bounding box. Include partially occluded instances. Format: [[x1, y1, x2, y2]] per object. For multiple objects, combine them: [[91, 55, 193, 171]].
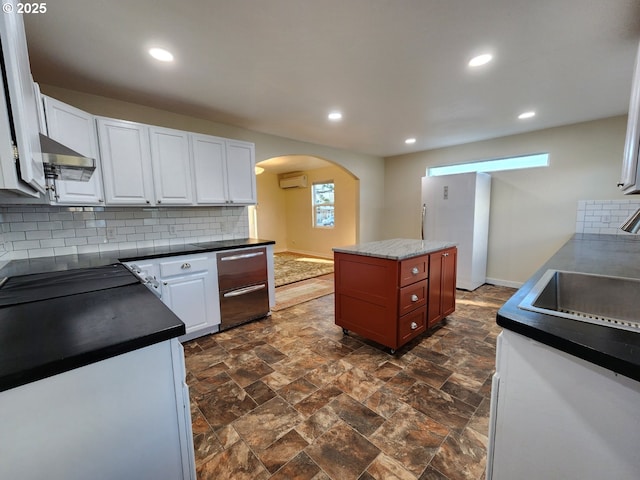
[[220, 251, 264, 262], [223, 283, 266, 298]]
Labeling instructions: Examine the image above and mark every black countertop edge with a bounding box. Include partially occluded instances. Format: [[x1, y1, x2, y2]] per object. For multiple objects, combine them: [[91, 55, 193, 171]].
[[0, 238, 276, 277], [0, 325, 185, 393], [497, 233, 640, 383]]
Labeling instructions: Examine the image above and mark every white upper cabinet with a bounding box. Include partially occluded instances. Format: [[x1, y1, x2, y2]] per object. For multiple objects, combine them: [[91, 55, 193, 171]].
[[191, 134, 228, 204], [226, 140, 257, 204], [0, 4, 45, 196], [149, 126, 193, 205], [191, 134, 256, 205], [97, 117, 155, 206], [43, 96, 104, 205]]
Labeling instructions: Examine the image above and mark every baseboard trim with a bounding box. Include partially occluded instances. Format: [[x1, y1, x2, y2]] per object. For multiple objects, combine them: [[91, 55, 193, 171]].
[[486, 277, 523, 289]]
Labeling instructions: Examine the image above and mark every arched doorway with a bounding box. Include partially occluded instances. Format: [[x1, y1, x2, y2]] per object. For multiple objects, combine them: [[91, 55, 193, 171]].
[[251, 154, 359, 258]]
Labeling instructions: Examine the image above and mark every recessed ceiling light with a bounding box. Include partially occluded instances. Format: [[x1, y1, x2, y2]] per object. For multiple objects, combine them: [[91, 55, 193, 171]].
[[328, 112, 342, 121], [149, 47, 174, 62], [405, 138, 417, 144], [518, 111, 536, 119], [468, 53, 493, 67]]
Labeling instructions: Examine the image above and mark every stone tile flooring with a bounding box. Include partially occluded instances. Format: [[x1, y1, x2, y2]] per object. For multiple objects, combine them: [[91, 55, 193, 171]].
[[184, 284, 516, 480]]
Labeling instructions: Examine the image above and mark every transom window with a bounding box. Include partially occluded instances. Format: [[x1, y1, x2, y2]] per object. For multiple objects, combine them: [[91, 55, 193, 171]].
[[312, 182, 334, 228], [427, 153, 549, 176]]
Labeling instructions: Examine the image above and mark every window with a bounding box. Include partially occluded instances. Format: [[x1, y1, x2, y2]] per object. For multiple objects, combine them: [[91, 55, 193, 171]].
[[312, 182, 334, 228], [427, 153, 549, 177]]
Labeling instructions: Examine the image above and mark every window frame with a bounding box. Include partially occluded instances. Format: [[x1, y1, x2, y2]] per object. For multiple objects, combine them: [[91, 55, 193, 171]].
[[311, 181, 335, 229]]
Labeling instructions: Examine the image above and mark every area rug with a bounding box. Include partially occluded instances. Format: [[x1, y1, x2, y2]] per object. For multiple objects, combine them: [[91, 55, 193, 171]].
[[274, 252, 334, 287], [272, 274, 334, 311]]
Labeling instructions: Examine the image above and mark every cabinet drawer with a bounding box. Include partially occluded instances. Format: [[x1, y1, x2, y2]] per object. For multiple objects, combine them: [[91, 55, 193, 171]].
[[399, 255, 429, 287], [398, 306, 427, 344], [398, 280, 427, 316], [159, 256, 210, 278], [217, 247, 267, 291]]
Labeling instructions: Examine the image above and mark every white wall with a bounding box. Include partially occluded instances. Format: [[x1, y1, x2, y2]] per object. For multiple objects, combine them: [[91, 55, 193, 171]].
[[383, 116, 629, 286]]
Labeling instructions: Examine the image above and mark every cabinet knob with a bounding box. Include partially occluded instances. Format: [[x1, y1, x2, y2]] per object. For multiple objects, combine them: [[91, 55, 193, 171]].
[[146, 200, 150, 204], [98, 199, 104, 203], [411, 294, 419, 302], [443, 253, 449, 257], [181, 263, 191, 269], [411, 267, 419, 275], [163, 281, 167, 286], [157, 200, 162, 204], [410, 322, 418, 330]]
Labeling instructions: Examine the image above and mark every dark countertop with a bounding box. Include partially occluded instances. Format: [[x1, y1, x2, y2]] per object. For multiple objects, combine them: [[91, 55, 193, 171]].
[[497, 234, 640, 382], [0, 238, 275, 277], [0, 277, 185, 392], [0, 238, 275, 392]]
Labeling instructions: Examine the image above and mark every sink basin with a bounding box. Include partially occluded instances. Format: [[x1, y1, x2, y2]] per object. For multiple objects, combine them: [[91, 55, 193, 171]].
[[518, 270, 640, 334]]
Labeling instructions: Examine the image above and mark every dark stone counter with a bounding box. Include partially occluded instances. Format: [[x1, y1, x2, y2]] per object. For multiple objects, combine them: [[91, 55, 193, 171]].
[[497, 234, 640, 382]]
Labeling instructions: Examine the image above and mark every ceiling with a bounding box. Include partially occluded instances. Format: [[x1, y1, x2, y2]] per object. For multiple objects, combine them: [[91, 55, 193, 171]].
[[24, 0, 640, 162]]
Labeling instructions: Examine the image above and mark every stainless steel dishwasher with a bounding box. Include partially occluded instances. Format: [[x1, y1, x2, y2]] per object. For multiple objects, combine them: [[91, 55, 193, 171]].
[[217, 247, 270, 331]]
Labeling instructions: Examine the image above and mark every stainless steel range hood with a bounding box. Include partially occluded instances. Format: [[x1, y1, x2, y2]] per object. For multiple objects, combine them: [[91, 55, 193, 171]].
[[39, 133, 96, 182]]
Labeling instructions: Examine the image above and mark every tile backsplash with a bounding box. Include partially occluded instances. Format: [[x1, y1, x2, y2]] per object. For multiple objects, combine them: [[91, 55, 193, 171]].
[[0, 205, 249, 260], [575, 200, 640, 234]]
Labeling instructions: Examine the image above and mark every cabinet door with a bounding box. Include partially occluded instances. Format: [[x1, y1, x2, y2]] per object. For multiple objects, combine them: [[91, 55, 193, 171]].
[[225, 140, 256, 204], [162, 272, 211, 336], [149, 127, 193, 205], [441, 248, 457, 317], [97, 118, 154, 205], [428, 248, 457, 327], [0, 5, 45, 195], [44, 96, 104, 205], [190, 133, 227, 204], [427, 251, 443, 327]]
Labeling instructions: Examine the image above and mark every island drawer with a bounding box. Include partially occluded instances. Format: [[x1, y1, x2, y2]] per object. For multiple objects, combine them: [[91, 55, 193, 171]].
[[398, 280, 427, 316], [398, 306, 427, 344], [399, 255, 429, 287]]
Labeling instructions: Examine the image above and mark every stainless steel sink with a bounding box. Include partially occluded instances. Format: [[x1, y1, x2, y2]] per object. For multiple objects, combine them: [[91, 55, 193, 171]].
[[518, 270, 640, 334]]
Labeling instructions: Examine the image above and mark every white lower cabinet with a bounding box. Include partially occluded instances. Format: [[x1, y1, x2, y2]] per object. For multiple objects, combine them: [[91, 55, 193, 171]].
[[487, 330, 640, 479], [125, 254, 220, 341], [0, 339, 195, 480]]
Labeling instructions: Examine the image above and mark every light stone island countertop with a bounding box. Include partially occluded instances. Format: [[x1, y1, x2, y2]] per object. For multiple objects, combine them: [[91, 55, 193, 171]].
[[332, 238, 457, 260]]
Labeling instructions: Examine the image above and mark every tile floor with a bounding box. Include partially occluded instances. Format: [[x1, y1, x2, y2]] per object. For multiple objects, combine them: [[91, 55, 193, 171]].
[[184, 283, 516, 480]]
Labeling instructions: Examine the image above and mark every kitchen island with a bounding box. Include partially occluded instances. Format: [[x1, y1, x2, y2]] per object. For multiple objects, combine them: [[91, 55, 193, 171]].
[[333, 238, 457, 352], [487, 233, 640, 480]]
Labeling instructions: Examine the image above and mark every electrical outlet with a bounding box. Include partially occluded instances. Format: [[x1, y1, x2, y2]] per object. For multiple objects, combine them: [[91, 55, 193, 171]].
[[106, 227, 117, 241], [169, 224, 177, 234]]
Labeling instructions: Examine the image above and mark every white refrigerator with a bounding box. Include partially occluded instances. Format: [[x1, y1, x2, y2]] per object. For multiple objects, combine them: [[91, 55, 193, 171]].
[[421, 172, 491, 291]]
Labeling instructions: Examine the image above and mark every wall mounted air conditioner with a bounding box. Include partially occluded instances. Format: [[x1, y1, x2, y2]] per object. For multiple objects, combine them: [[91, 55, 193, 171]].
[[279, 174, 308, 189]]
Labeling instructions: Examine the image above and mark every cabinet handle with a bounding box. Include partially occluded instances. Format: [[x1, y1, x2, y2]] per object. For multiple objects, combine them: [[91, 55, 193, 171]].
[[411, 267, 419, 275], [181, 263, 191, 269], [157, 200, 162, 204], [443, 253, 449, 257], [146, 200, 150, 204], [411, 294, 419, 302], [220, 251, 264, 261], [410, 322, 418, 330], [223, 283, 266, 297], [98, 199, 104, 203]]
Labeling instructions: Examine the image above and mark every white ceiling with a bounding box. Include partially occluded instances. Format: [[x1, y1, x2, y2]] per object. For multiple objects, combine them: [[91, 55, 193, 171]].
[[24, 0, 640, 163]]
